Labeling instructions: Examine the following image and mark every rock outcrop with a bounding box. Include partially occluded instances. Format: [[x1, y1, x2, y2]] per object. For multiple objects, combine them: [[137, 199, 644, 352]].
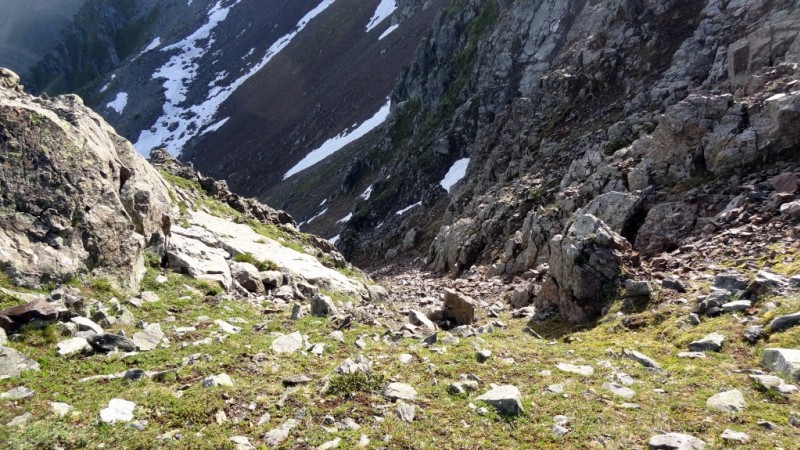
[[536, 214, 633, 323], [0, 68, 172, 291]]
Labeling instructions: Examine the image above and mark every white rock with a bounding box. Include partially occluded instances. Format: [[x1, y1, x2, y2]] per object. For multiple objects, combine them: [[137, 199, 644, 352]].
[[398, 354, 413, 365], [720, 429, 750, 443], [1, 386, 34, 400], [50, 402, 73, 417], [215, 319, 241, 334], [602, 382, 635, 399], [100, 398, 136, 423], [317, 437, 341, 450], [71, 316, 104, 334], [203, 373, 234, 388], [229, 435, 256, 450], [270, 332, 304, 354], [133, 323, 164, 351], [56, 337, 91, 356], [761, 348, 800, 382], [475, 384, 524, 416], [706, 389, 745, 412], [556, 363, 594, 376], [264, 418, 298, 447], [383, 382, 417, 401], [648, 432, 705, 449]]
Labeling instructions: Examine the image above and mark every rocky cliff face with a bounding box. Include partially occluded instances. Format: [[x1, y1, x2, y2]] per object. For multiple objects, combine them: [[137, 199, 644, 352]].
[[333, 0, 800, 322], [0, 68, 171, 291]]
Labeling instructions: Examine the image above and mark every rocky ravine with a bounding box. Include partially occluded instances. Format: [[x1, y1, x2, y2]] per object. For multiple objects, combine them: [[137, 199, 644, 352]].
[[0, 64, 800, 449]]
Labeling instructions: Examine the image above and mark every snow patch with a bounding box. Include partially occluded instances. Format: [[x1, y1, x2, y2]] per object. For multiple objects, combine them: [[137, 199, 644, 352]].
[[99, 74, 116, 93], [329, 234, 340, 245], [366, 0, 397, 32], [142, 37, 161, 53], [201, 117, 229, 135], [396, 202, 421, 216], [336, 213, 353, 224], [378, 23, 399, 40], [298, 208, 328, 229], [283, 98, 391, 179], [439, 158, 470, 193], [359, 185, 374, 200], [135, 0, 338, 155], [106, 92, 128, 114]]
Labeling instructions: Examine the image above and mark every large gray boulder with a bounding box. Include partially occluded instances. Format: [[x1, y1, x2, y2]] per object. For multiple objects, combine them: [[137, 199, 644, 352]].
[[0, 73, 172, 290], [577, 191, 642, 234], [761, 348, 800, 382], [536, 214, 632, 323], [0, 346, 40, 379]]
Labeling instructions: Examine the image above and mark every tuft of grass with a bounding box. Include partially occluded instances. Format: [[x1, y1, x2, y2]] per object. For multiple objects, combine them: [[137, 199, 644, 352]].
[[232, 252, 278, 272], [327, 372, 385, 397]]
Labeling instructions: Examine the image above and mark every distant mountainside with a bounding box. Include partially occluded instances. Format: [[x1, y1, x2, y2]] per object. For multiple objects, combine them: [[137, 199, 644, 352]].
[[0, 0, 85, 74]]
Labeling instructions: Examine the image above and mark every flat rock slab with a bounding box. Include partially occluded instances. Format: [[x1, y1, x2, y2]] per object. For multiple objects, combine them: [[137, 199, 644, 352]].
[[264, 418, 298, 447], [100, 398, 135, 423], [768, 311, 800, 332], [556, 363, 594, 376], [1, 386, 34, 400], [133, 324, 164, 351], [71, 316, 104, 334], [688, 332, 724, 352], [602, 382, 635, 399], [383, 382, 417, 401], [624, 349, 661, 369], [761, 348, 800, 382], [720, 429, 750, 443], [0, 346, 40, 379], [397, 401, 416, 423], [706, 389, 745, 412], [476, 384, 524, 416], [57, 337, 91, 357], [649, 432, 705, 449], [203, 373, 234, 388], [282, 374, 313, 387], [50, 402, 73, 417], [270, 332, 304, 354]]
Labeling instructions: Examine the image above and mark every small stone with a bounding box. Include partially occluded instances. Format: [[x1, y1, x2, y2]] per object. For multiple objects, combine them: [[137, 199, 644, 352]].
[[475, 384, 524, 416], [270, 332, 304, 354], [310, 294, 338, 317], [140, 291, 160, 303], [290, 303, 302, 320], [625, 280, 653, 297], [442, 289, 476, 325], [749, 374, 798, 395], [688, 314, 701, 326], [6, 412, 31, 427], [408, 310, 437, 332], [714, 272, 747, 291], [71, 316, 104, 334], [396, 401, 415, 423], [648, 432, 705, 449], [706, 389, 745, 412], [476, 349, 492, 363], [317, 438, 341, 450], [100, 398, 136, 423], [547, 384, 564, 394], [623, 349, 661, 369], [56, 337, 91, 356], [263, 418, 298, 447], [282, 374, 313, 387], [552, 424, 570, 438], [215, 409, 228, 424], [720, 429, 750, 443], [230, 436, 256, 450], [340, 417, 360, 430], [50, 402, 73, 417], [721, 300, 751, 313], [661, 278, 686, 293], [215, 319, 240, 334], [203, 373, 234, 388], [602, 382, 635, 399], [768, 311, 800, 332], [1, 386, 34, 400], [688, 332, 724, 352], [761, 348, 800, 382], [556, 363, 594, 376], [383, 383, 417, 401], [88, 334, 137, 353], [328, 330, 344, 343], [358, 435, 370, 448], [743, 325, 763, 344], [398, 354, 413, 365], [133, 323, 164, 351], [678, 352, 706, 359]]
